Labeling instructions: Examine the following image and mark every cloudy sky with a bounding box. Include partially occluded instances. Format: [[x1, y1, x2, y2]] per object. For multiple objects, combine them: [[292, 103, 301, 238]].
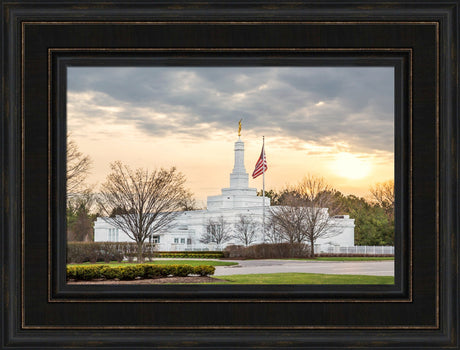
[[67, 66, 394, 206]]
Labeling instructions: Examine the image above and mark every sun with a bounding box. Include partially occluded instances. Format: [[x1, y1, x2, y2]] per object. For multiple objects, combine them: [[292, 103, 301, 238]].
[[332, 152, 371, 180]]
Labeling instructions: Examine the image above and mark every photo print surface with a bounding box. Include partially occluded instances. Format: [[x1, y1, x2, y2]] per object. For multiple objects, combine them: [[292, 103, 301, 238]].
[[66, 66, 395, 285]]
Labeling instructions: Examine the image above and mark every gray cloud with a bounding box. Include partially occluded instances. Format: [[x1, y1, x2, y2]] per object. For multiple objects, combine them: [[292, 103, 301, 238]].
[[68, 66, 394, 153]]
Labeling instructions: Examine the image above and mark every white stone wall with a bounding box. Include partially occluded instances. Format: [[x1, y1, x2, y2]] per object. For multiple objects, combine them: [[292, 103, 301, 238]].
[[314, 215, 355, 252], [94, 209, 355, 252], [94, 219, 133, 243]]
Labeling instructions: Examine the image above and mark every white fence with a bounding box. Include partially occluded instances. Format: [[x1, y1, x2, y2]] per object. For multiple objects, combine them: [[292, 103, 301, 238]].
[[320, 245, 394, 255]]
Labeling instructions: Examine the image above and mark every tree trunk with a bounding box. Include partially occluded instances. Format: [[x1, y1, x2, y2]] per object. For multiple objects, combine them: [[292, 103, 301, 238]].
[[137, 241, 144, 263], [310, 237, 315, 257]]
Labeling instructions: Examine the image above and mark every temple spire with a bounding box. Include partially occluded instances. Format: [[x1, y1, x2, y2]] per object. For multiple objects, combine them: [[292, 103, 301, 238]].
[[229, 120, 249, 189]]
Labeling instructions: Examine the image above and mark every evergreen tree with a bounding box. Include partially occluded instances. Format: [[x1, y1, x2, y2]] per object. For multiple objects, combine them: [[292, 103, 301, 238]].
[[332, 191, 394, 246]]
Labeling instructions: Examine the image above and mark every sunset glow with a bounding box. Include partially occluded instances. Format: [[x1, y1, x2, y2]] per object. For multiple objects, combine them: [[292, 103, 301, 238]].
[[332, 153, 372, 180], [68, 66, 394, 205]]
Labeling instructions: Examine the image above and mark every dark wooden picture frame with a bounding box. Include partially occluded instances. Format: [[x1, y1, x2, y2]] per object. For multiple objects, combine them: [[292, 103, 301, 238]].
[[1, 1, 458, 349]]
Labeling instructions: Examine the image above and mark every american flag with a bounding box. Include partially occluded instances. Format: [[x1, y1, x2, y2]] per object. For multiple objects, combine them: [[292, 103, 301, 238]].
[[252, 144, 268, 179]]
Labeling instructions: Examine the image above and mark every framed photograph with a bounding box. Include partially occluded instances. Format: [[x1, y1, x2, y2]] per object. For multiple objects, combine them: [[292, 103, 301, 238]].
[[1, 1, 458, 349], [65, 65, 396, 286]]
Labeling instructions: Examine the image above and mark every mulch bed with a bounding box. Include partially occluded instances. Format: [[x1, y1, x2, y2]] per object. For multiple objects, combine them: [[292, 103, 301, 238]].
[[67, 276, 224, 284]]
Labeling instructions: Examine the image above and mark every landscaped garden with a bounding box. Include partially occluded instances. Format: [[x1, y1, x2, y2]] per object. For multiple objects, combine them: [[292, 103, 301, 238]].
[[68, 259, 237, 267], [67, 258, 394, 285]]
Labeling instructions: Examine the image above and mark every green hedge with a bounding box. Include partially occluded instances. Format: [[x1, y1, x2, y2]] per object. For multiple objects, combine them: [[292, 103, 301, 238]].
[[67, 243, 224, 264], [67, 242, 157, 263], [156, 251, 224, 259], [67, 264, 215, 281]]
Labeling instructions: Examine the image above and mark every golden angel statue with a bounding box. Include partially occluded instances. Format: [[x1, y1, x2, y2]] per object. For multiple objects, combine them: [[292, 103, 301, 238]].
[[238, 119, 242, 137]]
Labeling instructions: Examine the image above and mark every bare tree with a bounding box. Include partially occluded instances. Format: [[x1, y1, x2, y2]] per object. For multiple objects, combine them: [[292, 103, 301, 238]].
[[97, 161, 194, 262], [178, 190, 199, 211], [67, 188, 96, 213], [200, 216, 233, 250], [66, 137, 95, 242], [67, 137, 92, 195], [370, 180, 394, 221], [233, 214, 259, 246], [270, 194, 311, 244], [270, 175, 342, 256], [265, 218, 284, 244]]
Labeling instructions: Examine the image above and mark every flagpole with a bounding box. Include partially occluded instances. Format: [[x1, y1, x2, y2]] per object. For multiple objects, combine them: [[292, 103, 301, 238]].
[[262, 136, 265, 242]]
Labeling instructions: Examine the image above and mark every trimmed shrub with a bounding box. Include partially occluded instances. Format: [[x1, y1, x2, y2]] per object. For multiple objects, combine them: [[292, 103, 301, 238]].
[[66, 266, 78, 280], [118, 265, 146, 280], [160, 265, 177, 277], [171, 264, 194, 277], [98, 242, 124, 263], [67, 263, 215, 281], [143, 265, 164, 278], [194, 265, 215, 276], [67, 265, 108, 281], [67, 243, 225, 264], [223, 243, 312, 259], [67, 243, 95, 264], [67, 242, 158, 264], [99, 266, 121, 280], [155, 251, 224, 259]]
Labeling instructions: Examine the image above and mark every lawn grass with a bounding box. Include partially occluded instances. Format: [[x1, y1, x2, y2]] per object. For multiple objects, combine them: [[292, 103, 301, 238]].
[[211, 273, 394, 284], [277, 257, 394, 262], [68, 260, 238, 267]]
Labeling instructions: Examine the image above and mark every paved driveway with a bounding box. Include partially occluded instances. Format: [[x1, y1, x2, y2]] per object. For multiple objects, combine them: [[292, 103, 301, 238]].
[[214, 259, 394, 276]]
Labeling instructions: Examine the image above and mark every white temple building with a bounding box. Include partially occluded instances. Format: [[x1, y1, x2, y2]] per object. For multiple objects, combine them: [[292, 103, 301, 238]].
[[94, 136, 355, 252]]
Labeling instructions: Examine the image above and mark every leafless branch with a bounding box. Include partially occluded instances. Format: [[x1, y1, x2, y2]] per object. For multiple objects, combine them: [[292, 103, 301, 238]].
[[233, 215, 259, 246], [200, 216, 233, 250], [370, 180, 394, 221], [97, 161, 194, 261], [269, 174, 342, 256], [67, 137, 92, 195]]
